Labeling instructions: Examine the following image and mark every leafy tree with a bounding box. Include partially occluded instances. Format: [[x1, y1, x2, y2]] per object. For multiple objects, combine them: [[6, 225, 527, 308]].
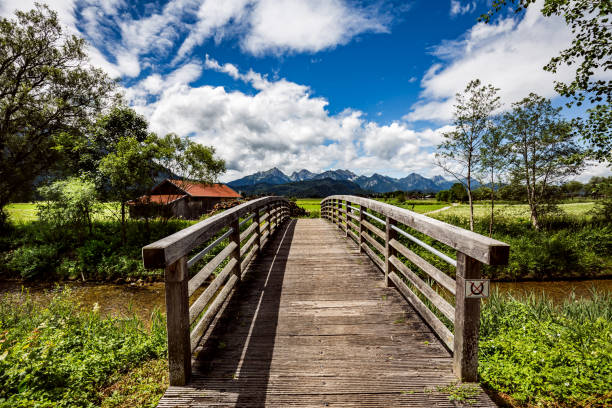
[[561, 180, 584, 198], [481, 0, 611, 163], [449, 183, 469, 202], [502, 94, 585, 229], [37, 176, 100, 240], [156, 133, 226, 187], [435, 79, 501, 230], [436, 190, 450, 202], [0, 5, 115, 222], [98, 136, 160, 244], [479, 125, 507, 236]]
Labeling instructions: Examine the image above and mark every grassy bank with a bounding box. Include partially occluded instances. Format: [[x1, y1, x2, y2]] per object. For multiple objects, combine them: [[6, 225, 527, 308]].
[[0, 288, 167, 407], [432, 212, 612, 280], [480, 290, 612, 407], [0, 218, 194, 281]]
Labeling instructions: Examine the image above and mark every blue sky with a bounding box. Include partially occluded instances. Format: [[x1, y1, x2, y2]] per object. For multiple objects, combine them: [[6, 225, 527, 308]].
[[1, 0, 609, 182]]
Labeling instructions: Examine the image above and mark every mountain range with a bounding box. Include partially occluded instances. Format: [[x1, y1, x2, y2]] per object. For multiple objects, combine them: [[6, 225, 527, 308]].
[[228, 168, 456, 193]]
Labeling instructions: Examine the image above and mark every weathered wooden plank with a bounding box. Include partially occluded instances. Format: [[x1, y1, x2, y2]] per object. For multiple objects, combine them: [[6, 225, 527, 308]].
[[143, 196, 288, 269], [389, 271, 454, 350], [389, 238, 456, 295], [187, 241, 237, 297], [190, 274, 238, 352], [326, 195, 509, 265], [239, 221, 257, 242], [239, 233, 258, 257], [240, 243, 258, 272], [361, 230, 385, 255], [188, 257, 236, 324], [361, 242, 384, 271], [389, 255, 455, 323], [362, 219, 385, 240]]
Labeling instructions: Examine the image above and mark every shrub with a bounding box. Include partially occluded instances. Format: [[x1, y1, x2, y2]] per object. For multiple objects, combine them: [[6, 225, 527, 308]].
[[6, 244, 60, 279], [0, 289, 167, 407], [480, 290, 612, 406]]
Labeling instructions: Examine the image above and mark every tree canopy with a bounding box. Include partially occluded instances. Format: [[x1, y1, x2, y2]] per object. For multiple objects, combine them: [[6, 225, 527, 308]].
[[0, 4, 115, 215]]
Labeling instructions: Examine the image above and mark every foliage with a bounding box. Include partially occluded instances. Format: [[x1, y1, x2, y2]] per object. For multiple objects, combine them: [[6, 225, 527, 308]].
[[479, 290, 612, 406], [6, 244, 60, 280], [37, 177, 100, 239], [481, 1, 611, 162], [98, 135, 161, 243], [0, 4, 114, 218], [502, 94, 584, 229], [1, 218, 192, 281], [435, 79, 501, 231], [0, 288, 167, 407], [156, 133, 226, 186]]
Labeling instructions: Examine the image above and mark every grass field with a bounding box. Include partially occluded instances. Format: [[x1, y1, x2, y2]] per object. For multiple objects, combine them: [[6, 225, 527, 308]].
[[6, 202, 122, 223], [294, 198, 321, 213], [440, 202, 596, 219]]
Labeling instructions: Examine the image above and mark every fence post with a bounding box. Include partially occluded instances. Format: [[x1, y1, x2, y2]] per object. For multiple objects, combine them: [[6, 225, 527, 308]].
[[230, 218, 241, 279], [254, 208, 261, 254], [385, 218, 397, 287], [359, 206, 365, 253], [454, 252, 481, 382], [165, 256, 191, 386]]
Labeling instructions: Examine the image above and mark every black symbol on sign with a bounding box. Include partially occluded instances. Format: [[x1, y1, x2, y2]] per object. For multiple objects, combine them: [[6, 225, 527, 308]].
[[470, 282, 484, 296]]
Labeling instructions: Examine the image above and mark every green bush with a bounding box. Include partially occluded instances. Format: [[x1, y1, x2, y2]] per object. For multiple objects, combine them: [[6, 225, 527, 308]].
[[6, 244, 60, 279], [0, 289, 167, 407], [480, 290, 612, 406]]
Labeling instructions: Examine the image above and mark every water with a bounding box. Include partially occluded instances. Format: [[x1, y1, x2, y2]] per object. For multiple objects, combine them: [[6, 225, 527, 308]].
[[1, 279, 610, 322]]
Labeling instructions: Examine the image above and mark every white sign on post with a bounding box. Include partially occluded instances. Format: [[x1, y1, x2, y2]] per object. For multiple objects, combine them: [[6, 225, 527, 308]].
[[465, 279, 490, 298]]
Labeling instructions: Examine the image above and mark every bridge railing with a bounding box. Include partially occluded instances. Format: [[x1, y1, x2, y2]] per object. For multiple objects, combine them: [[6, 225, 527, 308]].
[[321, 195, 509, 382], [142, 197, 290, 386]]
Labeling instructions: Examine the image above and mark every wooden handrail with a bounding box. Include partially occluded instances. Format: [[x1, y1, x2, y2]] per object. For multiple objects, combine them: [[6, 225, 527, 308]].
[[142, 196, 290, 386], [321, 195, 509, 382]]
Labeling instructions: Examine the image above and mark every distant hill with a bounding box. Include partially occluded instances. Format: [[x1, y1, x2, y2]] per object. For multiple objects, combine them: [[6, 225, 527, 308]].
[[234, 178, 371, 198], [229, 167, 456, 193]]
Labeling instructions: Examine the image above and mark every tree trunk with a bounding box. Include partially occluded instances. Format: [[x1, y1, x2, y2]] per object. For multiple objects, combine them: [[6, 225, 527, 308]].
[[467, 169, 474, 232]]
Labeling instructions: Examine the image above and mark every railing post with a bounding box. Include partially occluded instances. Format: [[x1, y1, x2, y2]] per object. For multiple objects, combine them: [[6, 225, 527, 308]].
[[385, 218, 397, 287], [230, 218, 241, 279], [359, 206, 365, 253], [254, 208, 261, 254], [165, 256, 191, 386], [345, 200, 351, 237], [454, 252, 481, 382]]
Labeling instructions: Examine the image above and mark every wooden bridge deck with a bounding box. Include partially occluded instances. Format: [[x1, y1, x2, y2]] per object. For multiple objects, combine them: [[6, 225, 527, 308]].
[[157, 218, 496, 407]]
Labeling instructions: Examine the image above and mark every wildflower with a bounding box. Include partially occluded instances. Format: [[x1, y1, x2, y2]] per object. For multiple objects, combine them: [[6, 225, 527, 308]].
[[93, 302, 100, 313]]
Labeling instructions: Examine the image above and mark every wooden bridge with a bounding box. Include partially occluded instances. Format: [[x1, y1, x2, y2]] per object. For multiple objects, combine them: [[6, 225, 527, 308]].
[[142, 196, 510, 407]]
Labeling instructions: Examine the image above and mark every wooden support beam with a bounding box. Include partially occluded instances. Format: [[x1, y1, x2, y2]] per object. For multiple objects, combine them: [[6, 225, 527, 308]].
[[164, 256, 191, 386], [345, 201, 351, 237], [453, 251, 481, 382]]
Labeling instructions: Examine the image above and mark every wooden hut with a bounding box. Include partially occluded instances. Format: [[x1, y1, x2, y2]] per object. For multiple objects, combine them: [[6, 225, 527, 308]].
[[128, 179, 241, 219]]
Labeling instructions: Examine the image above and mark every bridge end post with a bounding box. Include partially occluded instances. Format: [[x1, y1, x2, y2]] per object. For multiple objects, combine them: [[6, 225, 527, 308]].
[[453, 252, 481, 382], [164, 256, 191, 386]]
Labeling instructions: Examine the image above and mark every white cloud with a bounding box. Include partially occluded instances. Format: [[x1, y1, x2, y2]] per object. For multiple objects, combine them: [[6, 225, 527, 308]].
[[242, 0, 389, 55], [127, 58, 445, 181], [407, 2, 575, 122], [450, 1, 476, 17]]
